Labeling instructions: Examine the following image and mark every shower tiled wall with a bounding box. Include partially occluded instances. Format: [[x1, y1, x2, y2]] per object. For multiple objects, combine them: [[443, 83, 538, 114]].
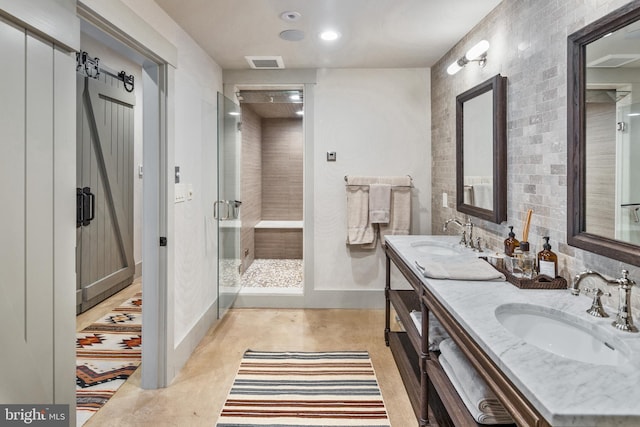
[[261, 118, 303, 220], [240, 112, 304, 266], [240, 105, 261, 271], [431, 0, 640, 311]]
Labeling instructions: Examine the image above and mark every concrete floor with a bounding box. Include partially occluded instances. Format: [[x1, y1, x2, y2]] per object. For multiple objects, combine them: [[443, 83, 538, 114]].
[[80, 283, 415, 426]]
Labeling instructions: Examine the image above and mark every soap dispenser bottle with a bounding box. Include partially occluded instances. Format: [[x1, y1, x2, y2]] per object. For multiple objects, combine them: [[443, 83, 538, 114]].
[[504, 226, 520, 257], [537, 236, 558, 278]]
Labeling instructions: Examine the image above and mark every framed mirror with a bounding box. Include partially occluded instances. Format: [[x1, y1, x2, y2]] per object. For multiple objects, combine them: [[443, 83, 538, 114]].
[[568, 2, 640, 267], [456, 74, 507, 223]]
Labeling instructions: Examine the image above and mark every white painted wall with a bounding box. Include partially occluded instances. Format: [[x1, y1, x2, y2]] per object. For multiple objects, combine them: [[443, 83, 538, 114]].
[[313, 68, 431, 293], [121, 0, 223, 359]]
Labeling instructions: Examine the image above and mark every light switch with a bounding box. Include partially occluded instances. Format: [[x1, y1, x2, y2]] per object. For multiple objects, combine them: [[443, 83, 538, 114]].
[[442, 192, 448, 207]]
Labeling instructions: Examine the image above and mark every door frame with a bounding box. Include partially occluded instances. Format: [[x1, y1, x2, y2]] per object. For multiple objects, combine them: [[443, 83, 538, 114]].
[[77, 1, 177, 388], [222, 69, 316, 308]]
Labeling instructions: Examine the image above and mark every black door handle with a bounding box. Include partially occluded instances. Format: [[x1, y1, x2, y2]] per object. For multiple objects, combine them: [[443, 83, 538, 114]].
[[76, 188, 84, 228], [82, 187, 95, 226]]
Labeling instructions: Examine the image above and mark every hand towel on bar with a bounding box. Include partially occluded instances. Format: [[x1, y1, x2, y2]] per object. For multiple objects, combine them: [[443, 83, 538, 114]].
[[415, 256, 505, 281], [346, 176, 376, 247], [346, 176, 410, 248], [379, 176, 412, 243], [410, 310, 450, 351], [369, 183, 391, 224], [439, 339, 514, 424]]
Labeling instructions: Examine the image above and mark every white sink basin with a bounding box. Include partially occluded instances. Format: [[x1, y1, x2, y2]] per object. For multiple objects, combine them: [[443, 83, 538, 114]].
[[410, 240, 466, 257], [495, 303, 629, 366]]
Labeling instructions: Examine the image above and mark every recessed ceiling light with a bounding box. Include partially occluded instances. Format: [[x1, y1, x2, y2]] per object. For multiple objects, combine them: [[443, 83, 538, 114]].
[[280, 11, 301, 22], [280, 29, 305, 42], [320, 30, 341, 41]]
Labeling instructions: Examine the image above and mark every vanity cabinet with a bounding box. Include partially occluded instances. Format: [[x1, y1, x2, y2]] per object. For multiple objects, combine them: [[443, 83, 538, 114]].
[[384, 243, 549, 427]]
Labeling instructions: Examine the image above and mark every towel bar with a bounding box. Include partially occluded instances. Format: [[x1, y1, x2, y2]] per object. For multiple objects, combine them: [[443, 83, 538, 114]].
[[344, 175, 413, 188]]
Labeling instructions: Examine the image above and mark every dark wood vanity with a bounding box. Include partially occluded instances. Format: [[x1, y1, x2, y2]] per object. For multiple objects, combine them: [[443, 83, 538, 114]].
[[384, 242, 551, 427]]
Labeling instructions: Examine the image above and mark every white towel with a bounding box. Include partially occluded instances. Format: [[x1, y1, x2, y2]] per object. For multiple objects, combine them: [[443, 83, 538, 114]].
[[439, 339, 514, 425], [369, 183, 391, 224], [415, 256, 505, 281], [473, 183, 493, 210], [379, 176, 412, 243], [346, 176, 411, 248], [346, 179, 376, 247], [410, 310, 450, 351]]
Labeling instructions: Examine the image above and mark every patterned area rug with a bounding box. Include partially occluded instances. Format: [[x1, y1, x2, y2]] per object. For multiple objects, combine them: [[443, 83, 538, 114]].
[[216, 350, 391, 426], [76, 292, 142, 426]]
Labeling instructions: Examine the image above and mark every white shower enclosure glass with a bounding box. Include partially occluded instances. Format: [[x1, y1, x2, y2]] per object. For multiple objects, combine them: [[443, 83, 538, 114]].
[[216, 92, 242, 317]]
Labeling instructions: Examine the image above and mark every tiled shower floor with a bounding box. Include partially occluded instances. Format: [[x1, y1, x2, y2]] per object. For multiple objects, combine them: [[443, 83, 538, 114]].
[[241, 259, 303, 289]]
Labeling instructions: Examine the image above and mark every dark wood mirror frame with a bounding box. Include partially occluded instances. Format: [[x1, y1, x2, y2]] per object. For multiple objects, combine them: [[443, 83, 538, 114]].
[[456, 74, 507, 224], [567, 1, 640, 267]]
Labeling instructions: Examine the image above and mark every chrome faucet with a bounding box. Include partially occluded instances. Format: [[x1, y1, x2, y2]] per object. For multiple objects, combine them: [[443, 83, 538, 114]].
[[443, 217, 474, 248], [572, 269, 637, 332], [443, 218, 465, 246]]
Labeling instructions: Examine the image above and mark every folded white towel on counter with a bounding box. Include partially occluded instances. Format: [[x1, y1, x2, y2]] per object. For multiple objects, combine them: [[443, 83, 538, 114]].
[[439, 339, 514, 425], [415, 256, 505, 281], [409, 310, 450, 351], [369, 183, 391, 223]]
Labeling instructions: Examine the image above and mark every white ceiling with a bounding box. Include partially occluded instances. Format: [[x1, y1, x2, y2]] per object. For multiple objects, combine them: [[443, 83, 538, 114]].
[[153, 0, 502, 69]]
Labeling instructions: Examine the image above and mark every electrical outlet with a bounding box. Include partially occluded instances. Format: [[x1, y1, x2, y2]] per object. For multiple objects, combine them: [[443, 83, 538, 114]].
[[442, 192, 448, 207]]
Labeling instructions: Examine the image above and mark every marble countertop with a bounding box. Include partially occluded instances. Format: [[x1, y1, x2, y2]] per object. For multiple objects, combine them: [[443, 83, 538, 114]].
[[386, 235, 640, 427]]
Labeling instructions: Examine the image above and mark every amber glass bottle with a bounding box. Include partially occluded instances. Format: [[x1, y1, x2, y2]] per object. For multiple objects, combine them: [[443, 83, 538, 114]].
[[537, 236, 558, 278], [504, 226, 520, 257]]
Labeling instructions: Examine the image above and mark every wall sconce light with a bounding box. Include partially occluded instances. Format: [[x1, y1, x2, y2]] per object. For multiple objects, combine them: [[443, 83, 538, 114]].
[[447, 40, 490, 75]]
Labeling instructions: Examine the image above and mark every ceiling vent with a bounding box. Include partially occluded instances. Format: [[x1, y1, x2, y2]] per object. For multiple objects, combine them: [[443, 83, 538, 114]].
[[587, 54, 640, 68], [245, 56, 285, 69]]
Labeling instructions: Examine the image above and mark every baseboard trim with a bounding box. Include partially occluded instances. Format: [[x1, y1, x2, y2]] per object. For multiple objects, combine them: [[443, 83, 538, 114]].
[[172, 298, 218, 376], [232, 289, 385, 309], [134, 261, 142, 278]]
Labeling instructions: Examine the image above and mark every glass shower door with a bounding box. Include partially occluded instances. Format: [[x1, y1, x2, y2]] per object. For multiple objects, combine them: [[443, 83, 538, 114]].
[[216, 92, 242, 318], [616, 102, 640, 244]]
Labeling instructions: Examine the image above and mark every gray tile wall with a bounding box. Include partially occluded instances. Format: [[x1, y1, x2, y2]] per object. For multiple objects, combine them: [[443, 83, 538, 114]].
[[255, 228, 303, 259], [240, 105, 262, 272], [241, 114, 304, 263], [431, 0, 640, 311], [261, 118, 304, 220]]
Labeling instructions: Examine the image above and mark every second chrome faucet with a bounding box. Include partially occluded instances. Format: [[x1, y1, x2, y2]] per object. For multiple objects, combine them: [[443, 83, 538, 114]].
[[572, 269, 637, 333]]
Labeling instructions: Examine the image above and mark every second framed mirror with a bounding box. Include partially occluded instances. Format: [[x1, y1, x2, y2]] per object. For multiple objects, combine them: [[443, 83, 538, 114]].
[[456, 74, 507, 223]]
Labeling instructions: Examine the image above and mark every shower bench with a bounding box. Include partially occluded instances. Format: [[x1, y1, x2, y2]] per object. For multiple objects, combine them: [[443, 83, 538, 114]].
[[254, 220, 303, 259]]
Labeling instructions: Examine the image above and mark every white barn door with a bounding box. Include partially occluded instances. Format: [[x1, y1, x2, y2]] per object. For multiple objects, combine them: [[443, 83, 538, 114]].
[[0, 16, 76, 406]]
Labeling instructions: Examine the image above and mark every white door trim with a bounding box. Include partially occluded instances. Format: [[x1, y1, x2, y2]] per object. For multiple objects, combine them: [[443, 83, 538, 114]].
[[77, 2, 175, 389]]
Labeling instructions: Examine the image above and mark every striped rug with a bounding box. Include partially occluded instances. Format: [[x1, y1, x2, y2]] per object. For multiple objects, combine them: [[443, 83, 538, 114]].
[[216, 350, 391, 426]]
